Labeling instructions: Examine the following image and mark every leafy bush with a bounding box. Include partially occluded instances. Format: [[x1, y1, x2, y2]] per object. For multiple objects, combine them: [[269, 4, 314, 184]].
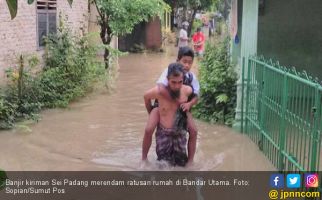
[[191, 19, 203, 36], [1, 55, 43, 129], [41, 27, 104, 108], [193, 38, 238, 126], [0, 93, 17, 129], [0, 22, 105, 129]]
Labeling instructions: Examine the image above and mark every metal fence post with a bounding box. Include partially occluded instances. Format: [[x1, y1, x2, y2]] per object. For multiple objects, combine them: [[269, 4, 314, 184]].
[[259, 65, 266, 151], [242, 57, 321, 172], [241, 57, 245, 133], [310, 85, 321, 172], [245, 57, 251, 134], [278, 71, 288, 171]]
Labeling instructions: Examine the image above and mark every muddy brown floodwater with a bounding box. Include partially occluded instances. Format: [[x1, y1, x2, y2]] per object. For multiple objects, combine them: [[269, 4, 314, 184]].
[[0, 47, 275, 171]]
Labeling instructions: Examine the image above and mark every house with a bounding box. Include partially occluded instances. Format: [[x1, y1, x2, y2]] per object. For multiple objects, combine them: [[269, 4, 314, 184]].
[[231, 0, 322, 128], [0, 0, 114, 84], [0, 0, 89, 82], [230, 0, 322, 173], [231, 0, 322, 79]]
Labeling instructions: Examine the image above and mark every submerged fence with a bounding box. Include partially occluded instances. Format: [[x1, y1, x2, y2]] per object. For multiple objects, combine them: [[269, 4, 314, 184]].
[[241, 56, 321, 173]]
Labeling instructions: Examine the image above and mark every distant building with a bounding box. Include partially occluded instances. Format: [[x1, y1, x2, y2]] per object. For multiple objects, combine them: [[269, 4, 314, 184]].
[[118, 14, 171, 52]]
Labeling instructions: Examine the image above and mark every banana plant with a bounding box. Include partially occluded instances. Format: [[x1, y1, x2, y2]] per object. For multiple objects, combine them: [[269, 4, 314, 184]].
[[6, 0, 73, 19]]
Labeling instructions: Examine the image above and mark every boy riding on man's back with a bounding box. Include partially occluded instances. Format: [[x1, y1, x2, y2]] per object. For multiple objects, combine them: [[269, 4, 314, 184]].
[[142, 47, 200, 166]]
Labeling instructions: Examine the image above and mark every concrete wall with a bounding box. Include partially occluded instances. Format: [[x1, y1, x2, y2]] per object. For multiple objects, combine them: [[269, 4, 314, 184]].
[[258, 0, 322, 79], [231, 0, 243, 65], [0, 0, 89, 81]]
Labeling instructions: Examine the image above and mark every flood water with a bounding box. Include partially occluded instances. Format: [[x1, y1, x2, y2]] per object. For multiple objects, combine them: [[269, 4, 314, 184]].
[[0, 47, 275, 171]]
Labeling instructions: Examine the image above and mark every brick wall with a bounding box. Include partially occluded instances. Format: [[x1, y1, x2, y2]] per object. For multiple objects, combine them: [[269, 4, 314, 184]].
[[145, 17, 162, 50], [57, 0, 88, 37], [0, 0, 89, 82], [0, 0, 37, 81]]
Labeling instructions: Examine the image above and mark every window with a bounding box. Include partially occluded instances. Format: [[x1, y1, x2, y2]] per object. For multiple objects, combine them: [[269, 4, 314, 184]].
[[37, 0, 57, 47]]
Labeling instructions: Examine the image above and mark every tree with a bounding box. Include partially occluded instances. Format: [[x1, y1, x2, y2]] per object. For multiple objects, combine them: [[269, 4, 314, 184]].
[[165, 0, 218, 36], [187, 0, 218, 36], [5, 0, 169, 69], [163, 0, 177, 29], [92, 0, 169, 68]]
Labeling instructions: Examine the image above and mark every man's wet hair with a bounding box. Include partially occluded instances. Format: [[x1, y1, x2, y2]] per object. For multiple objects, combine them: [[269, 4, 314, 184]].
[[167, 62, 184, 78], [177, 46, 194, 61]]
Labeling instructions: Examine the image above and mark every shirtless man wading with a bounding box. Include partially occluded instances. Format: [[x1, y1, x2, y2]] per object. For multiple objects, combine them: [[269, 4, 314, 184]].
[[142, 63, 196, 167]]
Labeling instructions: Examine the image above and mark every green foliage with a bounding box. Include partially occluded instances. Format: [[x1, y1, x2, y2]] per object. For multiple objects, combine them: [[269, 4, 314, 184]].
[[193, 38, 238, 126], [92, 0, 169, 68], [45, 26, 74, 70], [0, 24, 105, 130], [95, 0, 170, 36], [0, 169, 8, 190], [172, 0, 218, 10], [191, 19, 203, 35], [215, 18, 224, 35], [4, 55, 42, 122], [5, 0, 17, 19], [0, 92, 17, 129], [40, 25, 105, 108], [168, 0, 218, 36]]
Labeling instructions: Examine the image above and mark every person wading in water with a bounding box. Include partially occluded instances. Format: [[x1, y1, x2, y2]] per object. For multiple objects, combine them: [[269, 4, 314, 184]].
[[142, 63, 196, 167]]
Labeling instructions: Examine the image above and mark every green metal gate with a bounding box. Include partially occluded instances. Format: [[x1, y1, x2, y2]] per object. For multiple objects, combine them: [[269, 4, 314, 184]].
[[241, 56, 321, 172]]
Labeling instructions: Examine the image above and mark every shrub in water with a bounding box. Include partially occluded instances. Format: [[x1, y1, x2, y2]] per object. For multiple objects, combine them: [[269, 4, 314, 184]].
[[193, 38, 238, 126]]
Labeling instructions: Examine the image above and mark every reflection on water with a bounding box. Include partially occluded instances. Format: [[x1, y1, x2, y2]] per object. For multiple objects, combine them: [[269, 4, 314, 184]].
[[0, 47, 275, 171]]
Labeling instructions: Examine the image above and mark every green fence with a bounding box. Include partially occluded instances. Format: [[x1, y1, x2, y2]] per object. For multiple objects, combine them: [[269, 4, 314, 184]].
[[241, 56, 321, 173]]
